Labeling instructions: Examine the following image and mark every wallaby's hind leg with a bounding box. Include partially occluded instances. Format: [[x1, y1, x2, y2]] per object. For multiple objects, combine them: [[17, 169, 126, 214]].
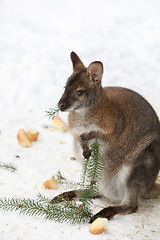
[[90, 162, 140, 222], [90, 145, 159, 222], [92, 179, 160, 221], [90, 204, 138, 222], [90, 186, 139, 222]]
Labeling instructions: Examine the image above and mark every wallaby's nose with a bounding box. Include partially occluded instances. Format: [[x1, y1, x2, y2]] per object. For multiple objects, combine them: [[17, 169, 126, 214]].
[[58, 102, 65, 111]]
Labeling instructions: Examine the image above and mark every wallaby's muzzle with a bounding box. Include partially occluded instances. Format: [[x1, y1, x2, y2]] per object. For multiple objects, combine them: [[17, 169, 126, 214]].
[[58, 92, 72, 112], [58, 99, 67, 112]]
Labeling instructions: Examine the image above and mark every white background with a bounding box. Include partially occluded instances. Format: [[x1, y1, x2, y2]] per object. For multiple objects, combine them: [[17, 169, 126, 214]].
[[0, 0, 160, 239]]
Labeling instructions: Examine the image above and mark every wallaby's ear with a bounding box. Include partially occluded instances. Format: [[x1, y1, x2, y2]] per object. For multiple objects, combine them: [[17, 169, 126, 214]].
[[87, 61, 103, 83], [70, 51, 85, 72]]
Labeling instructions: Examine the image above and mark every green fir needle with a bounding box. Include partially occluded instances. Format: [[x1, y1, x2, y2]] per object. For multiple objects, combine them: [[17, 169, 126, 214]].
[[0, 162, 18, 172], [45, 106, 59, 119]]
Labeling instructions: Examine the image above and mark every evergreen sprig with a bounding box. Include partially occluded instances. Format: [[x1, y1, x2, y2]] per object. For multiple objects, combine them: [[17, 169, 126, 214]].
[[45, 106, 59, 119], [79, 142, 104, 202], [0, 142, 103, 224], [54, 171, 79, 188], [0, 195, 93, 224], [0, 161, 18, 172]]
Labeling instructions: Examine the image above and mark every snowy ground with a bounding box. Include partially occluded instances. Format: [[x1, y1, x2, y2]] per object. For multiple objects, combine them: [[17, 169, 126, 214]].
[[0, 0, 160, 239]]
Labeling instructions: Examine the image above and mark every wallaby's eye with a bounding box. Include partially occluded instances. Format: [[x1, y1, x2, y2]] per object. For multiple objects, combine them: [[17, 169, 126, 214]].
[[76, 90, 84, 96]]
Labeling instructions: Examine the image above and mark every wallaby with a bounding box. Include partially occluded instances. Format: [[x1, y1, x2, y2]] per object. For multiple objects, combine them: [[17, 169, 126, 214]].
[[56, 51, 160, 221]]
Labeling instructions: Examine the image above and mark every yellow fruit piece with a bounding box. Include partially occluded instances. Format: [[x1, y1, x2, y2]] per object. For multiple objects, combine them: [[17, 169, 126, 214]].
[[43, 177, 58, 189], [52, 116, 68, 132], [17, 129, 32, 147], [27, 129, 39, 142], [89, 217, 108, 234]]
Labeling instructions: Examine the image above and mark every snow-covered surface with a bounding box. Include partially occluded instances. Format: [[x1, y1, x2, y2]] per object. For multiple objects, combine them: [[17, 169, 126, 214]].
[[0, 0, 160, 239]]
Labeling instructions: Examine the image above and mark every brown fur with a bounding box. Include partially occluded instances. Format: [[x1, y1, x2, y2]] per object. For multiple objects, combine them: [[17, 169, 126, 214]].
[[56, 52, 160, 221]]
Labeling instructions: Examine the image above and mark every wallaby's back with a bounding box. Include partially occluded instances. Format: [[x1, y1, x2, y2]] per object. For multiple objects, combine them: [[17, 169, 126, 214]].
[[104, 86, 160, 146]]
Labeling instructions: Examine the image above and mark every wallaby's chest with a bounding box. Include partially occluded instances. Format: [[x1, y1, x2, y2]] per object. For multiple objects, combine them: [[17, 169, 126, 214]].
[[69, 111, 100, 136], [69, 111, 109, 156]]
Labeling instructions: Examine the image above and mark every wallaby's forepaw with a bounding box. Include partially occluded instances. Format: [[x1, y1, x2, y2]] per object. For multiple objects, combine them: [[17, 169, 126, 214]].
[[83, 148, 91, 159], [89, 207, 117, 223]]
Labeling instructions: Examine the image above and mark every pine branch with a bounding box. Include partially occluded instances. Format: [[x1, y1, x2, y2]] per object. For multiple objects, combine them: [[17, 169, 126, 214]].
[[0, 196, 93, 224], [79, 142, 104, 201], [36, 193, 52, 205], [0, 161, 18, 172], [0, 197, 47, 218], [54, 171, 79, 188], [80, 157, 89, 190], [45, 106, 59, 119], [0, 142, 104, 224]]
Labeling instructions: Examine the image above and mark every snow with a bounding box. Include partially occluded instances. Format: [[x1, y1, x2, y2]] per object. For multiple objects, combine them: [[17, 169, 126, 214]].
[[0, 0, 160, 239]]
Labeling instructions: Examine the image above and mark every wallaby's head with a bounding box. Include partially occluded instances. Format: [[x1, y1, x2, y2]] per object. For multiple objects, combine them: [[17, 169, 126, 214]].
[[58, 52, 103, 112]]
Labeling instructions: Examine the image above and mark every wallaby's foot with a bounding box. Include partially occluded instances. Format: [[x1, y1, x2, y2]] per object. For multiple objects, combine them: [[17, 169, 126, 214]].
[[90, 207, 117, 223], [89, 205, 138, 223], [51, 190, 77, 203]]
